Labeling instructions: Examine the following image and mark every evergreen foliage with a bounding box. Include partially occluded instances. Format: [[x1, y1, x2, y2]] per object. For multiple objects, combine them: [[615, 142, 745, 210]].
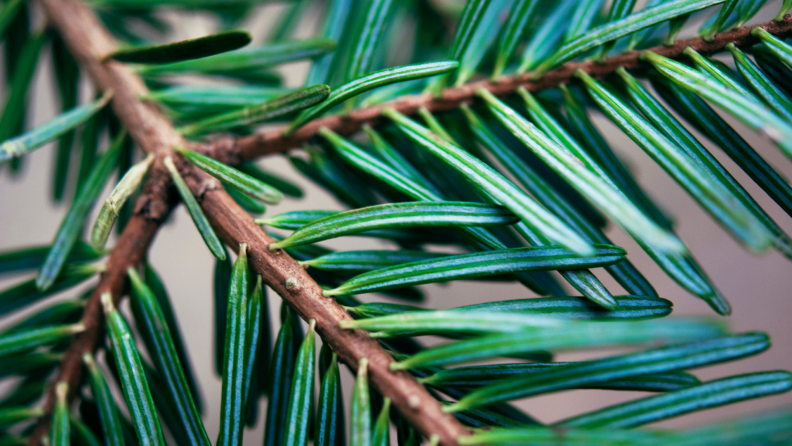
[[2, 0, 792, 444]]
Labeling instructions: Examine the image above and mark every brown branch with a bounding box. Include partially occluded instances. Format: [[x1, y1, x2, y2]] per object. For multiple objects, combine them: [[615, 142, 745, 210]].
[[35, 0, 184, 159], [198, 15, 792, 166], [27, 0, 200, 442], [27, 168, 178, 443], [31, 0, 469, 444]]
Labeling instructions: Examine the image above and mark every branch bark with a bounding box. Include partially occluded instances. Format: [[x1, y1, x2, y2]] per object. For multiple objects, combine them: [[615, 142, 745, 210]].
[[27, 167, 178, 444], [197, 15, 792, 166]]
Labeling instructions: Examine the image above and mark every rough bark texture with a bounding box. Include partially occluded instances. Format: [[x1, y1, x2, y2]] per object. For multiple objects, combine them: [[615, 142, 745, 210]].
[[197, 15, 792, 165], [27, 0, 792, 443], [27, 167, 178, 443]]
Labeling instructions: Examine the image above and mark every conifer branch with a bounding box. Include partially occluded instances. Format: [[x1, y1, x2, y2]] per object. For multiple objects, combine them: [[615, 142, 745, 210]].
[[27, 0, 792, 444]]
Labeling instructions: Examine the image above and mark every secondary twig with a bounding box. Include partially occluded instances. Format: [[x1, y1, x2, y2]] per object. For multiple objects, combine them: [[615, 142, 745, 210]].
[[197, 15, 792, 166], [27, 169, 178, 444]]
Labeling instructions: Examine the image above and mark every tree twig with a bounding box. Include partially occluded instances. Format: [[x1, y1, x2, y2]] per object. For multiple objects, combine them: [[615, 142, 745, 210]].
[[27, 168, 178, 444], [28, 0, 201, 441], [197, 15, 792, 165]]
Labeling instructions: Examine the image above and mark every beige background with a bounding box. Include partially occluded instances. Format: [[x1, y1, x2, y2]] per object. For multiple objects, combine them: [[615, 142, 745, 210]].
[[2, 1, 792, 443]]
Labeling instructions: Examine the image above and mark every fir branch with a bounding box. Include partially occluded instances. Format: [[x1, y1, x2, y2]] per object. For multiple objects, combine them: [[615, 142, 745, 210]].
[[26, 0, 792, 443]]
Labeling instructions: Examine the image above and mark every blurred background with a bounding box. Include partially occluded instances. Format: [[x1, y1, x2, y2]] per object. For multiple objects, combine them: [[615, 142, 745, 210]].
[[1, 0, 792, 443]]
